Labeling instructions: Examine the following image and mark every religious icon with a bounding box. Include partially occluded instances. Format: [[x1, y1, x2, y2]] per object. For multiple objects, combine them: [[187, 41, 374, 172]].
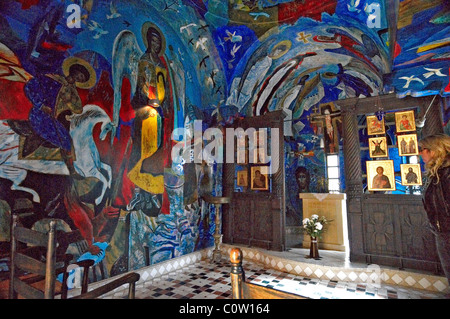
[[397, 133, 418, 156], [237, 170, 248, 187], [236, 130, 247, 164], [21, 56, 96, 161], [237, 148, 248, 164], [251, 129, 268, 164], [253, 148, 266, 164], [366, 115, 385, 135], [253, 129, 267, 147], [295, 166, 310, 193], [236, 132, 246, 148], [366, 160, 396, 191], [250, 166, 269, 190], [126, 21, 172, 215], [400, 164, 422, 186], [368, 136, 388, 158], [308, 103, 341, 154], [395, 110, 416, 133]]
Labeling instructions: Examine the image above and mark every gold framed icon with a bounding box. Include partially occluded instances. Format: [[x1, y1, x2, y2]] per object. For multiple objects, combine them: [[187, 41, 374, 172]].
[[237, 170, 248, 187], [395, 110, 416, 133], [366, 160, 396, 191], [366, 115, 385, 135], [250, 166, 269, 190], [400, 164, 422, 186], [368, 136, 388, 158], [237, 148, 248, 164], [398, 133, 418, 156]]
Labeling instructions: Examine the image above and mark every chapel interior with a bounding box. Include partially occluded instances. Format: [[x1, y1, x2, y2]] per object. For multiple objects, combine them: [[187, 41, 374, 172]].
[[0, 0, 449, 300]]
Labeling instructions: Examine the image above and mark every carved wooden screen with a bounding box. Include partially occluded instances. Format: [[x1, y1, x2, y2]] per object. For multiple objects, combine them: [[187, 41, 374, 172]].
[[337, 93, 444, 274], [222, 111, 286, 251]]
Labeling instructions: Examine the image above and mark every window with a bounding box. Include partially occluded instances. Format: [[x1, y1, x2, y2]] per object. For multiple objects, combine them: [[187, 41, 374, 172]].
[[327, 154, 340, 193], [409, 155, 419, 164]]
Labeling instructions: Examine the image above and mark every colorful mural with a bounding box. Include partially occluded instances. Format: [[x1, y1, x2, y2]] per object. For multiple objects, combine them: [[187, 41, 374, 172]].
[[0, 0, 448, 286], [385, 0, 450, 98]]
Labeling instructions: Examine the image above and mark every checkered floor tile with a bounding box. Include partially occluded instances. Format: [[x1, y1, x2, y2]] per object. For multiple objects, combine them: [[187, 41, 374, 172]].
[[101, 259, 446, 299]]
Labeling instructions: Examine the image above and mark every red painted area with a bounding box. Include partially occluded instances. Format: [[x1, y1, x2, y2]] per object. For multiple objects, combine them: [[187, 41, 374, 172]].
[[394, 41, 402, 59], [41, 41, 73, 52], [445, 67, 450, 93], [15, 0, 40, 10], [278, 0, 337, 24], [0, 79, 33, 120], [86, 71, 135, 207]]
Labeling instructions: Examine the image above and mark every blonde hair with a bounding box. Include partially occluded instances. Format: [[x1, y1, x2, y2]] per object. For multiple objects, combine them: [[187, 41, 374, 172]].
[[418, 133, 450, 182]]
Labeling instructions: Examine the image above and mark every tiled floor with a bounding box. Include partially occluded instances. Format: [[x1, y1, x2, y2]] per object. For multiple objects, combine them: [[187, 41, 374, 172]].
[[3, 245, 447, 299], [101, 257, 447, 299]]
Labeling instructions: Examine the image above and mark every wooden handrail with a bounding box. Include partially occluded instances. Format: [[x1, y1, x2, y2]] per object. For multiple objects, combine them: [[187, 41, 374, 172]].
[[70, 272, 140, 299], [230, 247, 307, 299]]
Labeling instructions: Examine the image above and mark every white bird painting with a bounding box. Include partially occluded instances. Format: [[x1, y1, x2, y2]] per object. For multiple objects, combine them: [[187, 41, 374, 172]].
[[347, 0, 361, 12], [230, 43, 241, 58], [195, 37, 208, 51], [180, 23, 197, 36], [88, 20, 109, 39], [224, 30, 242, 43], [217, 38, 225, 51], [107, 2, 121, 19], [249, 12, 270, 20], [423, 67, 446, 78], [399, 75, 424, 88], [227, 58, 236, 69]]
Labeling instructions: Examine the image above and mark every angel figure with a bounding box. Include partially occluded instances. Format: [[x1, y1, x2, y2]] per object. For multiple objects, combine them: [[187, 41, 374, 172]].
[[111, 22, 174, 216]]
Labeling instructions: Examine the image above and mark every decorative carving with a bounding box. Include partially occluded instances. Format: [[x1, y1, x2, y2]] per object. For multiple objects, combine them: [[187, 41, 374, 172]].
[[400, 208, 438, 260], [364, 210, 396, 255], [222, 111, 286, 251], [253, 204, 273, 242], [340, 94, 443, 273], [234, 199, 251, 240]]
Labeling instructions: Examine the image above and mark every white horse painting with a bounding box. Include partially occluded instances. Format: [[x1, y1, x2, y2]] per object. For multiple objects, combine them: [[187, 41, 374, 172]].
[[0, 104, 113, 205]]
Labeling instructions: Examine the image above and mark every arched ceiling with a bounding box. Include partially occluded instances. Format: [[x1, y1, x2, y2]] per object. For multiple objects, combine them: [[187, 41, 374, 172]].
[[0, 0, 448, 122]]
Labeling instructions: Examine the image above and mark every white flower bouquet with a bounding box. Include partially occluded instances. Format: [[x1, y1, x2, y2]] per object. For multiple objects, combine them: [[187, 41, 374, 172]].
[[302, 214, 330, 239]]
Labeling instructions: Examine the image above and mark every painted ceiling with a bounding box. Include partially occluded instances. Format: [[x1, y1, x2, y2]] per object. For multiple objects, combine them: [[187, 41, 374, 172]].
[[0, 0, 448, 123]]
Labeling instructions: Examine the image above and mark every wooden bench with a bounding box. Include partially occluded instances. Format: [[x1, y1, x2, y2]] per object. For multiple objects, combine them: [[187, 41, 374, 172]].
[[9, 215, 139, 299], [230, 247, 307, 299]]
